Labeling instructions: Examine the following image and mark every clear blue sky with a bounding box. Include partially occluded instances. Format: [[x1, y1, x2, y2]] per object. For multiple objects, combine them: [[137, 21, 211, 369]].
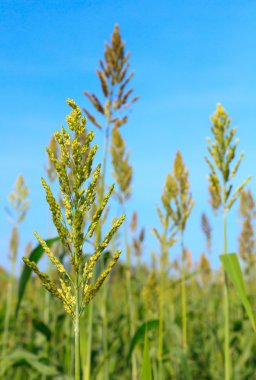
[[1, 0, 256, 271]]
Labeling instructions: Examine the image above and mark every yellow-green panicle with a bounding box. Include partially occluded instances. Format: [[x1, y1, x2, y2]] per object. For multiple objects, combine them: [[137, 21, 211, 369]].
[[22, 99, 125, 321], [206, 103, 251, 211]]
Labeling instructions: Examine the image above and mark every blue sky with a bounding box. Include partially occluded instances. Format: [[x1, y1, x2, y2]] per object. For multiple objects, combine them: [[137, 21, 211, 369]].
[[1, 0, 256, 271]]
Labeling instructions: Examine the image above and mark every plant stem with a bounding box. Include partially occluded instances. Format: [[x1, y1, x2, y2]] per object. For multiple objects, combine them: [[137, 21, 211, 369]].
[[84, 303, 92, 380], [181, 230, 187, 351], [2, 275, 13, 377], [75, 272, 81, 380], [158, 233, 167, 380], [123, 206, 137, 379], [2, 233, 16, 377], [223, 209, 230, 380], [102, 281, 109, 380], [101, 125, 110, 380], [43, 265, 51, 380], [101, 125, 110, 200]]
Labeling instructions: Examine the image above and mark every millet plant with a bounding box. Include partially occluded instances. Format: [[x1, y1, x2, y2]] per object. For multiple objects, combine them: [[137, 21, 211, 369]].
[[205, 103, 251, 380], [2, 175, 29, 377], [22, 99, 125, 380], [83, 25, 138, 379]]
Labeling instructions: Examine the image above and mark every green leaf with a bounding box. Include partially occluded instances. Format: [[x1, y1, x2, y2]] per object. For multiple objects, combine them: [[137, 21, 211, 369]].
[[127, 320, 159, 362], [1, 349, 63, 376], [140, 329, 152, 380], [15, 237, 59, 317], [220, 253, 256, 331], [32, 318, 52, 341]]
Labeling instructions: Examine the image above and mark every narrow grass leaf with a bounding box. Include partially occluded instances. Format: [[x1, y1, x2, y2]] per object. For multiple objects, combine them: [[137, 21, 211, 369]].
[[127, 319, 159, 362], [32, 318, 52, 341], [220, 253, 256, 331], [140, 329, 152, 380]]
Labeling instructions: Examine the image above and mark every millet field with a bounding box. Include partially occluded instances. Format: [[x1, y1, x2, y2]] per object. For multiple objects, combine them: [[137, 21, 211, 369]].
[[1, 3, 256, 380]]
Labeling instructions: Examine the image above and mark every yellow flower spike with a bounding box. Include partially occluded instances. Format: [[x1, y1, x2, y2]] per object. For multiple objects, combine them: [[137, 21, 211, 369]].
[[83, 144, 99, 179], [62, 196, 72, 224], [206, 103, 251, 211], [83, 215, 125, 281], [41, 178, 70, 248], [87, 184, 114, 238], [66, 99, 86, 135], [84, 250, 121, 305], [80, 164, 101, 214], [60, 279, 76, 307], [34, 231, 68, 276], [46, 148, 71, 196], [8, 175, 30, 223], [81, 131, 94, 154], [110, 127, 132, 201], [22, 257, 74, 316], [54, 130, 71, 166], [72, 138, 81, 164]]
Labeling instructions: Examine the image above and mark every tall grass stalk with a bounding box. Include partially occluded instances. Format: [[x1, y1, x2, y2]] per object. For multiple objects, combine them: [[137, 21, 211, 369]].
[[124, 212, 137, 378], [205, 103, 251, 380], [153, 189, 177, 377], [223, 210, 230, 380], [84, 304, 92, 380], [2, 176, 29, 377], [2, 249, 15, 376], [110, 125, 136, 377], [158, 234, 167, 380], [75, 271, 81, 380], [181, 231, 187, 350], [153, 150, 193, 377], [83, 25, 138, 379]]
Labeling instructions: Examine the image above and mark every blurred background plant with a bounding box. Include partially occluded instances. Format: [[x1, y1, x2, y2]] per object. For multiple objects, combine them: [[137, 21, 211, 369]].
[[1, 175, 29, 377]]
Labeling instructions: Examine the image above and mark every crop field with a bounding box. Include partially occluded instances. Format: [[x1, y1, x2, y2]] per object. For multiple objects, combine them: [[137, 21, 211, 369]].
[[1, 3, 256, 380]]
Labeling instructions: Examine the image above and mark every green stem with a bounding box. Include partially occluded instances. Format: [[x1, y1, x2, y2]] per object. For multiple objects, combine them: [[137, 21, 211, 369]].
[[123, 206, 137, 380], [43, 217, 51, 380], [101, 125, 110, 380], [43, 265, 51, 380], [101, 125, 110, 201], [102, 282, 109, 380], [75, 273, 81, 380], [2, 276, 13, 377], [158, 233, 167, 380], [223, 209, 230, 380], [181, 230, 187, 351], [84, 303, 92, 380], [2, 235, 16, 377]]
